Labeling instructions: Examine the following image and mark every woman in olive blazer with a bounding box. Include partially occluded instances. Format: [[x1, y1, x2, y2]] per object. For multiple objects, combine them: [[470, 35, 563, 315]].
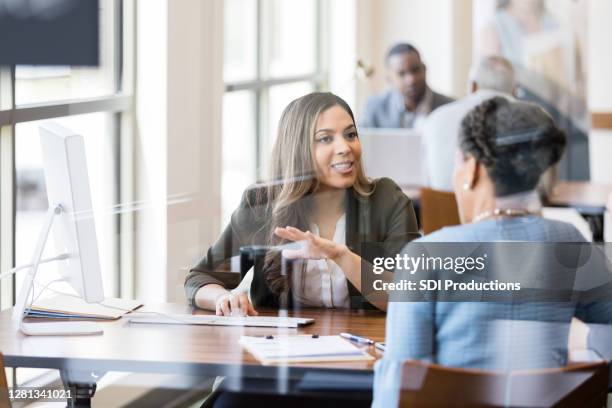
[[185, 92, 419, 315]]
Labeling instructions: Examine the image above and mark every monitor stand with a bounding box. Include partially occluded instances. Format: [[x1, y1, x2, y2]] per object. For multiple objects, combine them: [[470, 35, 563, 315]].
[[12, 205, 103, 336]]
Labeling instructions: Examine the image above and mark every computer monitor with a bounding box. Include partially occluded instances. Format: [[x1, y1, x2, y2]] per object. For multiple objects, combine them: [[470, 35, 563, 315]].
[[0, 0, 99, 65], [12, 122, 105, 335], [358, 127, 424, 187]]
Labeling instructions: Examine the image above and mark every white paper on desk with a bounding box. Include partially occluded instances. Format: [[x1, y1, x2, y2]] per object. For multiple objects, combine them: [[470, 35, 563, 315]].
[[30, 294, 142, 320], [239, 335, 374, 365]]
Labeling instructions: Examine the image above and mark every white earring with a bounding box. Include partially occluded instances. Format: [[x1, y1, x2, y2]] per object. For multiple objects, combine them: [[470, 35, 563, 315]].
[[462, 182, 470, 191]]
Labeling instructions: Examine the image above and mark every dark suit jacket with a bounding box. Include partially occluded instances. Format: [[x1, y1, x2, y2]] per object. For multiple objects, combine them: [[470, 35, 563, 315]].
[[185, 178, 420, 309], [359, 88, 454, 128]]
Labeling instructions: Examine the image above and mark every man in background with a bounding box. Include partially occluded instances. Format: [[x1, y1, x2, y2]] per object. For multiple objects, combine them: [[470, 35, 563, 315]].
[[423, 56, 516, 191], [359, 43, 454, 130]]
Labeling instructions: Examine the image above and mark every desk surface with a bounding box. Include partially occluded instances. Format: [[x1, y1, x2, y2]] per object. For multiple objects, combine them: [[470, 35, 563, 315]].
[[0, 304, 385, 378]]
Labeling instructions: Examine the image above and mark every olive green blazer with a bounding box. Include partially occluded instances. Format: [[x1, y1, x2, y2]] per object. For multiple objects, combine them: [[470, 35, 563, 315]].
[[185, 177, 420, 309]]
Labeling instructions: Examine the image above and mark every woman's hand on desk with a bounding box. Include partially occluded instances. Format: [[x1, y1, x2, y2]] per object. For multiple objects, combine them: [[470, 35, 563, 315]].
[[215, 291, 258, 317], [274, 226, 348, 262]]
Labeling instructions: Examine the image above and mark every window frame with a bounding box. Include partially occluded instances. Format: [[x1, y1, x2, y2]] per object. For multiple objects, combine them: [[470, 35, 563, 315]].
[[223, 0, 327, 181], [0, 0, 136, 311]]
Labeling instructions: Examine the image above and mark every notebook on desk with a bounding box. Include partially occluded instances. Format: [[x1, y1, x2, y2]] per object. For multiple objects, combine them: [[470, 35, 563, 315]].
[[239, 335, 375, 364], [28, 294, 142, 320]]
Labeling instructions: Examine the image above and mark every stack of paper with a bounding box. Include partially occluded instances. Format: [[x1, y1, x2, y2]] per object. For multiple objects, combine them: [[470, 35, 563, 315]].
[[27, 294, 142, 320], [239, 335, 375, 365]]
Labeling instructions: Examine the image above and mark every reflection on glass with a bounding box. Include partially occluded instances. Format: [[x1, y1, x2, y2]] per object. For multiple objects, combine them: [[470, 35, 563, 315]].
[[15, 113, 118, 302], [222, 91, 257, 226], [14, 0, 117, 104], [224, 0, 257, 83], [262, 82, 314, 171], [264, 0, 317, 79], [475, 0, 589, 180]]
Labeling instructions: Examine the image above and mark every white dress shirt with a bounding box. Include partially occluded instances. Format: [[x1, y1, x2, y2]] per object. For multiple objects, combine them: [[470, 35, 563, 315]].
[[233, 214, 350, 308]]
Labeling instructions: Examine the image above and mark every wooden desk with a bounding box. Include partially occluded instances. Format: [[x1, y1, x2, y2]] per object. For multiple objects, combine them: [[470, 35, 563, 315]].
[[548, 181, 612, 241], [549, 181, 612, 215], [403, 181, 612, 215], [0, 304, 385, 405]]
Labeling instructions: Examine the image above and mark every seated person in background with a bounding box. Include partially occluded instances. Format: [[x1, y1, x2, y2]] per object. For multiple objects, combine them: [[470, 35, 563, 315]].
[[185, 92, 420, 315], [423, 56, 515, 191], [359, 43, 454, 130], [373, 96, 612, 407]]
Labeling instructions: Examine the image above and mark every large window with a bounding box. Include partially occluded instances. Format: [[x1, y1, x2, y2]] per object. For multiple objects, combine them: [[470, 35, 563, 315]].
[[0, 0, 134, 313], [222, 0, 325, 224]]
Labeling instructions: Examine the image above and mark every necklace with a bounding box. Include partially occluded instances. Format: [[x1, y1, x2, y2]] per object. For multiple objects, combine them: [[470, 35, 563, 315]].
[[472, 208, 532, 223]]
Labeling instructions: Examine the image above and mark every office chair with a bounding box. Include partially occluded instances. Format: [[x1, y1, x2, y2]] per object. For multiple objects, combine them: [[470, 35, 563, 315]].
[[419, 187, 461, 234], [0, 353, 10, 408], [399, 360, 608, 407]]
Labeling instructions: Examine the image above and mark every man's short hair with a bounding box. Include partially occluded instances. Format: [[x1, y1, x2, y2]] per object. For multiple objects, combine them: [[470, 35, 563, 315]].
[[468, 56, 515, 94], [385, 43, 421, 64]]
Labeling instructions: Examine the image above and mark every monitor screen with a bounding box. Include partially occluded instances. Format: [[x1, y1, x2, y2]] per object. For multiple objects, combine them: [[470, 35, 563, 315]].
[[0, 0, 99, 65]]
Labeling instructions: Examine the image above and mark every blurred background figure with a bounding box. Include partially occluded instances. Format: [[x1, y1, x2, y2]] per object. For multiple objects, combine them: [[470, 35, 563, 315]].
[[477, 0, 590, 181], [359, 43, 454, 130], [422, 56, 516, 192]]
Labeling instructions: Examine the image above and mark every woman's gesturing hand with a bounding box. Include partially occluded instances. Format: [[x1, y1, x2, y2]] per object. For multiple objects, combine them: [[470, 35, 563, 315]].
[[274, 226, 347, 261], [215, 291, 258, 316]]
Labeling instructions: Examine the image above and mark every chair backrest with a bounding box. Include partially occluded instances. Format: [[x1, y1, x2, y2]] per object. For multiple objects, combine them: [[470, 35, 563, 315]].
[[0, 353, 10, 408], [399, 360, 609, 408], [419, 187, 461, 234]]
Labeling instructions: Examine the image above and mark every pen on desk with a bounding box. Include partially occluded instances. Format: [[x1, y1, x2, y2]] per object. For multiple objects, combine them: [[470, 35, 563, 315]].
[[340, 332, 374, 345]]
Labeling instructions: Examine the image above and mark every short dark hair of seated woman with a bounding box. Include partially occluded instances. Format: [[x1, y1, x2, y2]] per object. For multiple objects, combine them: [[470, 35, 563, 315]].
[[459, 94, 565, 198], [185, 92, 420, 315], [372, 96, 612, 407]]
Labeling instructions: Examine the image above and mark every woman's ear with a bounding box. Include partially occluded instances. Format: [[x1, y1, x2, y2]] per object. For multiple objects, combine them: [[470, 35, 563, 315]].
[[464, 156, 479, 189]]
